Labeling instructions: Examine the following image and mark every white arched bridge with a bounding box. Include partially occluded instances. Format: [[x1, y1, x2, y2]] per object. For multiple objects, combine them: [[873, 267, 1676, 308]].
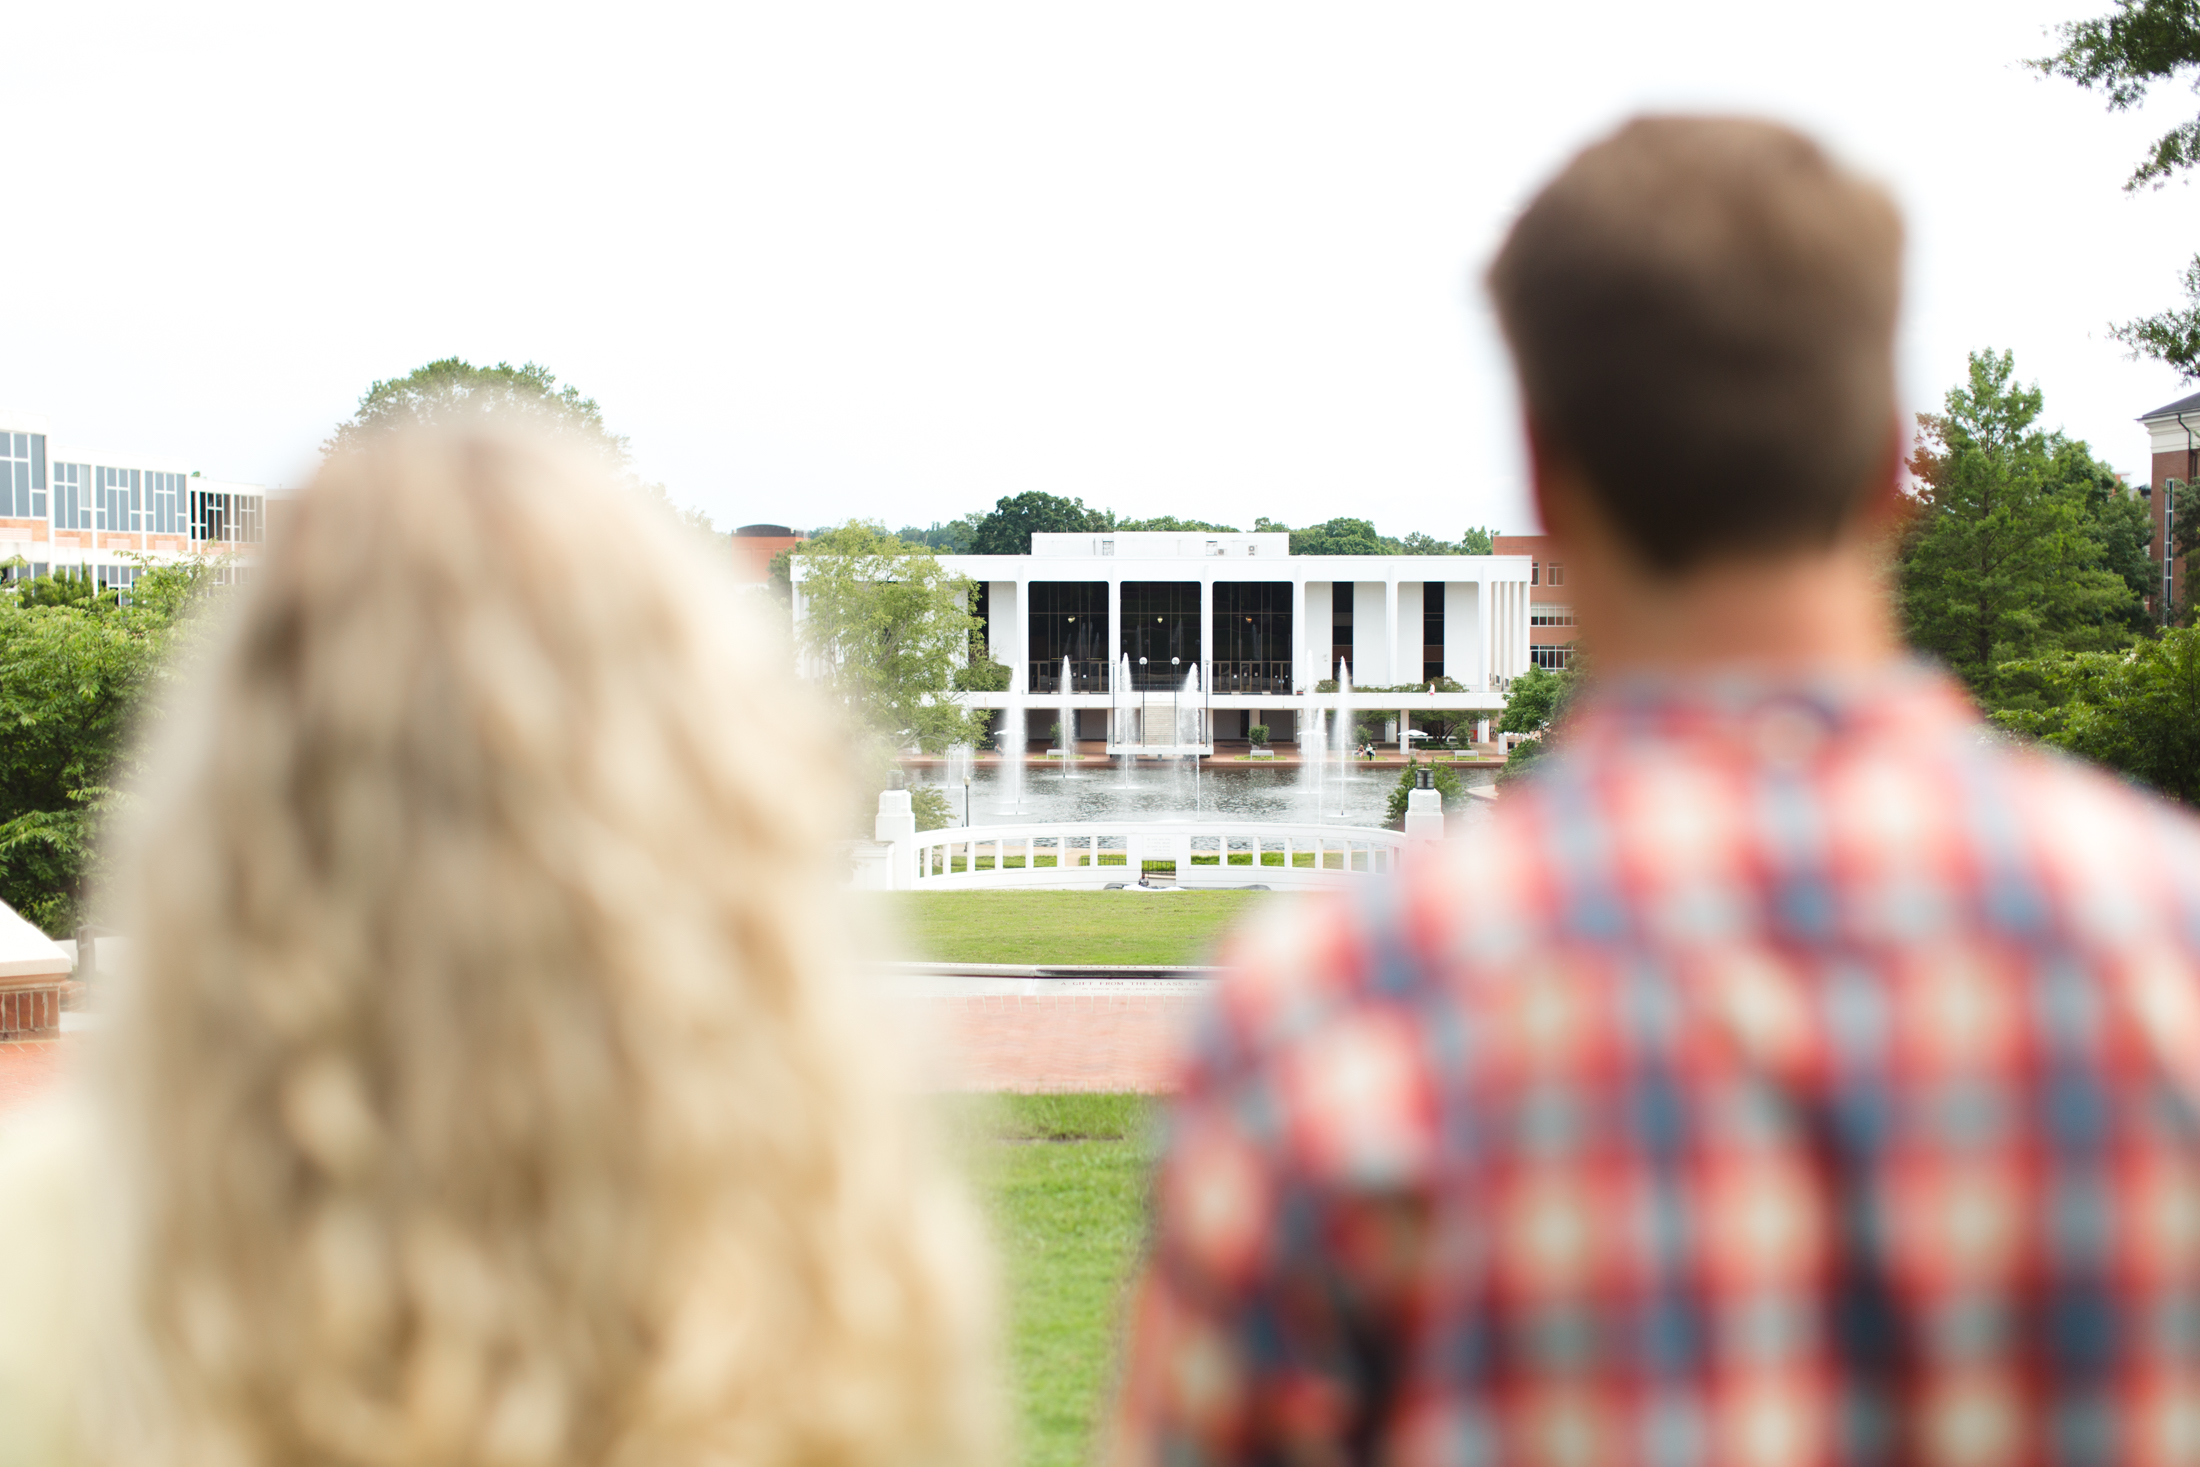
[[849, 791, 1444, 891]]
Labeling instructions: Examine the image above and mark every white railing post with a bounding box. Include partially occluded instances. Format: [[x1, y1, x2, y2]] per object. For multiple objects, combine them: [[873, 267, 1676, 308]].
[[875, 790, 918, 889], [1404, 785, 1444, 844]]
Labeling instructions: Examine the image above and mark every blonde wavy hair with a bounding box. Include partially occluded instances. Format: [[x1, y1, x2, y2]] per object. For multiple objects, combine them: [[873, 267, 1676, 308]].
[[97, 427, 995, 1467]]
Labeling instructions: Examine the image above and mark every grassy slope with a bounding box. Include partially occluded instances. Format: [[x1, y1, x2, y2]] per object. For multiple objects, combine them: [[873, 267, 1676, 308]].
[[873, 889, 1274, 965], [945, 1095, 1159, 1467]]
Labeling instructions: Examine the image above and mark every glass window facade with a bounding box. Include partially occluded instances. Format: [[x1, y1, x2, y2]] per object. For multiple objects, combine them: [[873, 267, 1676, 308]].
[[1422, 581, 1444, 682], [1027, 582, 1108, 662], [1213, 582, 1293, 694], [1531, 644, 1574, 670], [146, 471, 184, 533], [189, 489, 266, 544], [0, 433, 45, 519], [1211, 582, 1291, 662], [1027, 581, 1108, 691], [1330, 581, 1353, 680], [1121, 581, 1201, 687], [50, 463, 90, 529], [95, 466, 142, 532]]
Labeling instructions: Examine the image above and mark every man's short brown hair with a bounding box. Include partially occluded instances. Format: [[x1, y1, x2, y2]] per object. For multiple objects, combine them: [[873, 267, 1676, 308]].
[[1488, 116, 1903, 575]]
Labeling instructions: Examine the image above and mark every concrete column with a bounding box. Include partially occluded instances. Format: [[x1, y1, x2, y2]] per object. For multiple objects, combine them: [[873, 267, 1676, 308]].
[[1444, 581, 1474, 686], [1384, 575, 1400, 688], [1013, 576, 1030, 692], [1293, 575, 1309, 693], [1200, 576, 1214, 692]]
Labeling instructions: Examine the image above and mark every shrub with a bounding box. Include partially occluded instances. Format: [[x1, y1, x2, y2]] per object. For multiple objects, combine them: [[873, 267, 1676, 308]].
[[1382, 757, 1465, 829], [909, 785, 957, 831], [1247, 724, 1270, 745], [952, 659, 1012, 692]]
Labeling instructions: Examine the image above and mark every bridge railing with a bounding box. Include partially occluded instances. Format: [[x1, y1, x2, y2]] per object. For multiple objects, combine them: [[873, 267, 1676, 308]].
[[898, 820, 1406, 891]]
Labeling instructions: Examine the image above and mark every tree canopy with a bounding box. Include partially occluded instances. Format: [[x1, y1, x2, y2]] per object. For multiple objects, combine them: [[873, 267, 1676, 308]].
[[0, 561, 212, 933], [969, 492, 1109, 554], [1495, 662, 1580, 785], [325, 358, 628, 461], [2037, 2, 2200, 373], [790, 522, 982, 753], [1896, 350, 2140, 697], [2038, 0, 2200, 190], [1995, 627, 2200, 804]]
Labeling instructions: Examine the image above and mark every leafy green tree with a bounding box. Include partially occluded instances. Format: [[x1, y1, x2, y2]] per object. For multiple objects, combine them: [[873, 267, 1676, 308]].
[[1496, 662, 1579, 784], [1995, 627, 2200, 803], [2037, 4, 2200, 371], [894, 516, 985, 553], [1383, 756, 1466, 829], [327, 359, 715, 539], [1898, 351, 2138, 696], [970, 492, 1108, 554], [1288, 517, 1395, 555], [909, 785, 957, 831], [0, 560, 212, 933], [326, 358, 627, 460], [791, 521, 982, 753], [1111, 515, 1242, 533], [1460, 527, 1495, 555]]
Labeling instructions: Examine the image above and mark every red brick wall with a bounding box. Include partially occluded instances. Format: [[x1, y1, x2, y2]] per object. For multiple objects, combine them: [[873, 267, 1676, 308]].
[[1494, 533, 1580, 657], [731, 534, 804, 585], [0, 987, 61, 1040]]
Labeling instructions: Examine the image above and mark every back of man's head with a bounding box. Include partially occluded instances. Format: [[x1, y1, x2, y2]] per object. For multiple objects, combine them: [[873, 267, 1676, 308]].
[[1489, 116, 1903, 577]]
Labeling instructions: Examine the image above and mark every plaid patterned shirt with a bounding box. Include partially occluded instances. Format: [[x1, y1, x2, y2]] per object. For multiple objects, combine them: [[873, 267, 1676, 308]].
[[1113, 664, 2200, 1467]]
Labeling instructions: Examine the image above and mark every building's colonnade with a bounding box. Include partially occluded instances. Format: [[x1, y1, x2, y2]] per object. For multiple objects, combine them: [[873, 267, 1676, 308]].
[[941, 531, 1533, 698], [829, 531, 1544, 743], [0, 409, 276, 588]]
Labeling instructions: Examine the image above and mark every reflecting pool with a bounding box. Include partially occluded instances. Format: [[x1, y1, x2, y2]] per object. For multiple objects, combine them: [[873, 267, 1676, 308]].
[[907, 758, 1497, 830]]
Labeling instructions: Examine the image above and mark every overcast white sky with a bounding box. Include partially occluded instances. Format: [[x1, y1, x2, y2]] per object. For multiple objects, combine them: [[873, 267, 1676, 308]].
[[4, 1, 2197, 537]]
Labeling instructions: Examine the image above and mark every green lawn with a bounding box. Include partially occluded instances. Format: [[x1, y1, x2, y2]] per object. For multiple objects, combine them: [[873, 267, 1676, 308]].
[[943, 1095, 1160, 1467], [874, 889, 1277, 965]]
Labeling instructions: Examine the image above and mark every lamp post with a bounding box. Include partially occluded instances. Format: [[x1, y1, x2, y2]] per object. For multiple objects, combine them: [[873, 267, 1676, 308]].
[[963, 767, 972, 828]]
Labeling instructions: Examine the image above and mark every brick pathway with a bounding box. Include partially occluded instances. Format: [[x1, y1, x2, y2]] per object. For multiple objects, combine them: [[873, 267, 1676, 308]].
[[0, 1040, 66, 1113], [922, 994, 1200, 1093], [0, 994, 1200, 1109]]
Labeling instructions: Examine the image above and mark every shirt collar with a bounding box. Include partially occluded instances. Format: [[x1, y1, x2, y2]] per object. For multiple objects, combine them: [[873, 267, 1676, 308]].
[[1558, 658, 1980, 759]]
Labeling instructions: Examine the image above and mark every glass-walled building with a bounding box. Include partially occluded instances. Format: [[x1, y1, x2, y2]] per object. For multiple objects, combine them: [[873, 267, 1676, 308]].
[[0, 409, 277, 590]]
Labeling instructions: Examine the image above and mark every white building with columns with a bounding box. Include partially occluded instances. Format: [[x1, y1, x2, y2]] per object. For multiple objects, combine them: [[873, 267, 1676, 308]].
[[796, 529, 1535, 750]]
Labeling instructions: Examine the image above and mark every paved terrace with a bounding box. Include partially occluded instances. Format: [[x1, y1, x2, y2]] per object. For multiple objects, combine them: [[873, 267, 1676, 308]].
[[0, 970, 1214, 1114]]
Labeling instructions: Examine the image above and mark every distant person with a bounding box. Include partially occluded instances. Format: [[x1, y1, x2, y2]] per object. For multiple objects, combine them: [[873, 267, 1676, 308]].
[[1112, 116, 2200, 1464], [0, 427, 995, 1467]]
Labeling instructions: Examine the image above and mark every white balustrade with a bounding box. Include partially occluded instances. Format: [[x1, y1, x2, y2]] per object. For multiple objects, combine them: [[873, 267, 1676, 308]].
[[872, 817, 1407, 891]]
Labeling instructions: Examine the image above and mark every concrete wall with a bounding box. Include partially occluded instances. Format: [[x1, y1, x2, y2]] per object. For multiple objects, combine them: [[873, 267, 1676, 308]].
[[1445, 580, 1480, 687], [1396, 580, 1423, 684]]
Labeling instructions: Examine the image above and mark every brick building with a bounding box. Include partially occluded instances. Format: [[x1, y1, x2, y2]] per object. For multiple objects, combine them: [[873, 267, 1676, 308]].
[[730, 523, 805, 586], [1492, 533, 1577, 669], [2139, 392, 2197, 618]]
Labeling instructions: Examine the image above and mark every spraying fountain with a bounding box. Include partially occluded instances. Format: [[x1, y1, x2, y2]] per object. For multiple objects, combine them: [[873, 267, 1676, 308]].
[[1176, 661, 1203, 750], [999, 704, 1025, 812], [1304, 705, 1327, 820], [1333, 657, 1355, 779], [945, 743, 975, 826], [1116, 653, 1136, 782], [1059, 654, 1075, 778]]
